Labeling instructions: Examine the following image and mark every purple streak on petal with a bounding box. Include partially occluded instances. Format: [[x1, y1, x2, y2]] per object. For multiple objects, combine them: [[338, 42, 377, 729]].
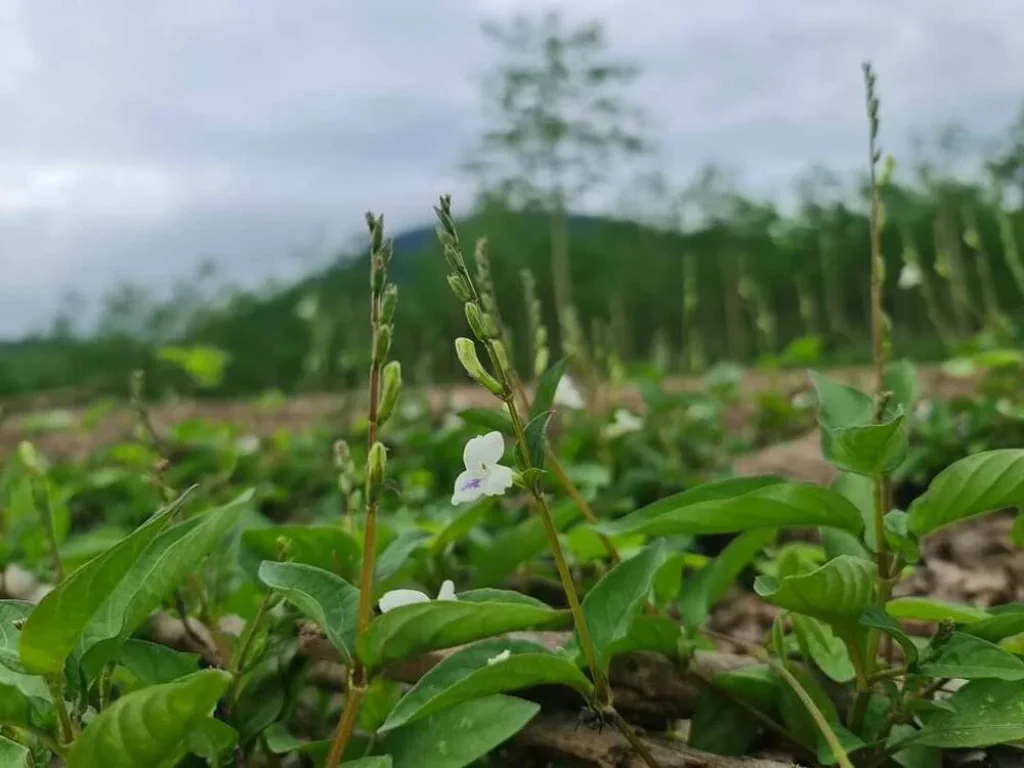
[[461, 477, 483, 491]]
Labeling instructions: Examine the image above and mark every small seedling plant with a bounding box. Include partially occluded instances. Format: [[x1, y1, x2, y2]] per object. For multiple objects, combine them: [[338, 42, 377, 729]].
[[3, 63, 1024, 768]]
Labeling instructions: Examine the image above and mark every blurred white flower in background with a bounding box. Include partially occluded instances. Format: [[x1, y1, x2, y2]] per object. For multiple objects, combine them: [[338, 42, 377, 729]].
[[898, 263, 922, 289], [554, 375, 585, 410], [602, 409, 643, 439], [452, 431, 514, 504], [379, 579, 458, 613]]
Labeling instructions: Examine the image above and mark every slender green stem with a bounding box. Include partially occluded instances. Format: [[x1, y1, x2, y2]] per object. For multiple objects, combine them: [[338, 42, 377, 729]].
[[33, 478, 64, 583], [607, 709, 662, 768], [764, 656, 854, 768], [97, 662, 115, 711], [46, 675, 75, 745], [226, 593, 273, 711], [546, 447, 620, 564]]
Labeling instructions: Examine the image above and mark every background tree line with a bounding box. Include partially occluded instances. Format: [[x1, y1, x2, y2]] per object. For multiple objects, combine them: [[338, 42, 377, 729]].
[[2, 10, 1024, 401]]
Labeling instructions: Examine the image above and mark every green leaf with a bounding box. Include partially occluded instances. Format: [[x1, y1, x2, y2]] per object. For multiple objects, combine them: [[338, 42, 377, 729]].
[[358, 678, 405, 734], [66, 669, 231, 767], [241, 525, 360, 582], [755, 556, 876, 642], [0, 656, 52, 729], [530, 357, 571, 420], [77, 492, 248, 675], [595, 479, 863, 538], [913, 679, 1024, 747], [376, 694, 538, 768], [678, 529, 775, 628], [0, 735, 31, 767], [908, 450, 1024, 537], [810, 371, 908, 477], [885, 597, 990, 624], [186, 718, 239, 766], [884, 359, 919, 411], [791, 615, 855, 683], [380, 638, 592, 732], [919, 632, 1024, 680], [0, 601, 33, 673], [117, 639, 199, 685], [344, 759, 393, 768], [522, 411, 551, 470], [258, 561, 360, 664], [690, 665, 778, 756], [470, 499, 580, 588], [776, 662, 849, 755], [963, 610, 1024, 643], [457, 408, 513, 435], [859, 607, 919, 666], [430, 499, 493, 554], [357, 599, 570, 670], [456, 589, 551, 608], [18, 492, 189, 675], [883, 510, 920, 564], [601, 614, 682, 662], [581, 543, 668, 671], [375, 531, 429, 588]]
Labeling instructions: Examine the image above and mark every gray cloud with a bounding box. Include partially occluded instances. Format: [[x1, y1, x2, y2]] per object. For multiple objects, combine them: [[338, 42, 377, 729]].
[[1, 0, 1021, 335]]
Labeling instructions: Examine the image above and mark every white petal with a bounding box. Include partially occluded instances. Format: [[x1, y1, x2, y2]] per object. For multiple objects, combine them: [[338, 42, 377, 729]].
[[452, 469, 487, 505], [554, 376, 585, 409], [481, 463, 515, 497], [436, 580, 458, 601], [463, 430, 505, 470], [615, 410, 643, 430], [378, 589, 431, 613], [898, 263, 922, 289], [487, 649, 512, 665]]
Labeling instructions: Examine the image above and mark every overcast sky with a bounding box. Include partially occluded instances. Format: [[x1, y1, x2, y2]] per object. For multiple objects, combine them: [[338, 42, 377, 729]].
[[1, 0, 1021, 337]]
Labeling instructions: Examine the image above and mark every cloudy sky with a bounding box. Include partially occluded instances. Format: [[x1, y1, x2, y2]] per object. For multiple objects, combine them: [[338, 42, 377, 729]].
[[1, 0, 1021, 337]]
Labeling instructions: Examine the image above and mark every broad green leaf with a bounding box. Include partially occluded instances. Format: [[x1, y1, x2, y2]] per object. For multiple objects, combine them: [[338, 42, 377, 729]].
[[357, 599, 570, 669], [457, 408, 513, 435], [754, 556, 876, 638], [344, 759, 393, 768], [908, 450, 1024, 537], [375, 531, 430, 589], [919, 632, 1024, 680], [690, 664, 778, 756], [0, 658, 52, 729], [358, 678, 405, 734], [859, 607, 919, 666], [595, 479, 862, 538], [913, 679, 1024, 747], [376, 694, 538, 768], [885, 597, 989, 624], [241, 525, 360, 582], [0, 601, 33, 672], [259, 561, 360, 664], [791, 615, 855, 683], [581, 542, 668, 671], [521, 411, 551, 470], [430, 499, 493, 554], [964, 610, 1024, 643], [66, 669, 231, 768], [77, 492, 248, 675], [888, 725, 941, 768], [828, 471, 875, 552], [601, 614, 682, 662], [457, 589, 550, 608], [883, 510, 920, 564], [19, 491, 189, 675], [470, 499, 580, 587], [884, 360, 919, 411], [380, 638, 592, 732], [776, 662, 849, 755], [529, 357, 571, 420], [679, 529, 776, 628], [0, 736, 31, 767], [117, 639, 199, 684], [810, 371, 908, 477], [186, 718, 239, 765]]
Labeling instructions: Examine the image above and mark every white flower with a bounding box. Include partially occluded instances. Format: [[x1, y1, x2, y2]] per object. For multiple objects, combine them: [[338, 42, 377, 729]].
[[554, 375, 585, 410], [487, 649, 512, 665], [898, 263, 922, 290], [603, 409, 643, 439], [378, 579, 458, 613], [452, 431, 515, 505]]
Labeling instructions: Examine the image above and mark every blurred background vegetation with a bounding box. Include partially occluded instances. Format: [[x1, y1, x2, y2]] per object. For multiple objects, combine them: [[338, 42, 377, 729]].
[[3, 10, 1024, 402]]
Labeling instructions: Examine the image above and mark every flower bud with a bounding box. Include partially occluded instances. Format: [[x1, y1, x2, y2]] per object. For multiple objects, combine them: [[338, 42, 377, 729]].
[[374, 324, 392, 362], [18, 441, 43, 475], [334, 440, 354, 495], [455, 337, 503, 396], [377, 361, 402, 426], [367, 441, 388, 492], [380, 284, 399, 324], [447, 273, 472, 302], [490, 340, 512, 378], [465, 302, 489, 340], [275, 535, 293, 562]]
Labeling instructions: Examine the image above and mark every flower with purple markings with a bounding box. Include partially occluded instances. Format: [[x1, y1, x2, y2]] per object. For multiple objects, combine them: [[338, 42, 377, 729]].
[[451, 431, 514, 505]]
